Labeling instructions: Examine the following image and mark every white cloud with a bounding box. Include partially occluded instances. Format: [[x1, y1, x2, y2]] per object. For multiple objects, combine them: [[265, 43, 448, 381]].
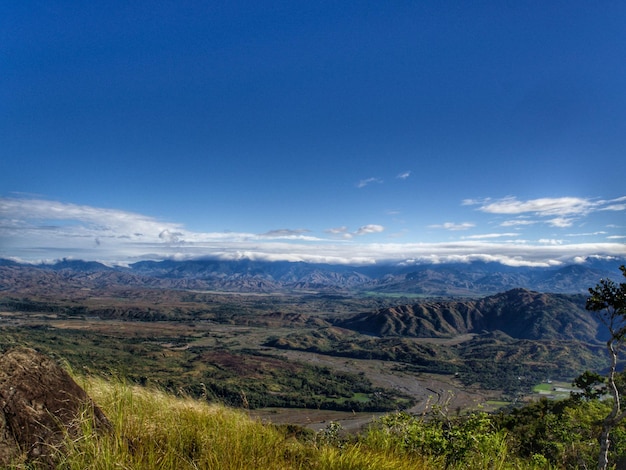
[[355, 224, 385, 236], [565, 231, 607, 237], [602, 203, 626, 211], [325, 226, 349, 235], [324, 224, 384, 239], [471, 195, 626, 216], [500, 219, 537, 227], [326, 224, 385, 239], [548, 217, 575, 228], [538, 239, 564, 245], [356, 177, 383, 188], [464, 233, 519, 240], [599, 197, 626, 212], [159, 230, 183, 243], [258, 229, 320, 241], [466, 195, 626, 231], [396, 171, 411, 179], [1, 197, 625, 267], [475, 196, 596, 216], [0, 197, 184, 244], [429, 222, 475, 231]]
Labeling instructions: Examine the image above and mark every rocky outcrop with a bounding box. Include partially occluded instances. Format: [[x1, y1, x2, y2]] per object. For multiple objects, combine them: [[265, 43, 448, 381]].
[[0, 347, 109, 467]]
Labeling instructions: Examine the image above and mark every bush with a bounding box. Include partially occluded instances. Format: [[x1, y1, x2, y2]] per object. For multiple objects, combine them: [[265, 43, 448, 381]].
[[363, 408, 510, 469]]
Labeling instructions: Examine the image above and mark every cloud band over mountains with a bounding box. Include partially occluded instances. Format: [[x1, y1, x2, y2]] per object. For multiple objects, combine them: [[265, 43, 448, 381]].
[[1, 196, 624, 267]]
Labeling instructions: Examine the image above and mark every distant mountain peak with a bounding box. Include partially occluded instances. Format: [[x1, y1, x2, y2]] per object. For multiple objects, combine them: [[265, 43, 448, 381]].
[[0, 257, 623, 296]]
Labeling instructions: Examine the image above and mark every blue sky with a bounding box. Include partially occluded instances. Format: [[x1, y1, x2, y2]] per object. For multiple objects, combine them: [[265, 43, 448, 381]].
[[1, 1, 625, 266]]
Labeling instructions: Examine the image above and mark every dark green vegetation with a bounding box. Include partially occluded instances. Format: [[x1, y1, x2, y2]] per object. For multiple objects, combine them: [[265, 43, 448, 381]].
[[267, 328, 606, 397], [364, 396, 626, 469], [0, 323, 411, 413], [1, 272, 419, 413], [584, 265, 626, 470], [266, 289, 608, 397]]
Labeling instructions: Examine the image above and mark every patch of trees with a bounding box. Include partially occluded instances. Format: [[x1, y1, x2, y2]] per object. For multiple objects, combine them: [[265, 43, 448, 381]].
[[584, 265, 626, 470], [266, 330, 606, 394], [361, 394, 626, 469], [190, 360, 413, 411]]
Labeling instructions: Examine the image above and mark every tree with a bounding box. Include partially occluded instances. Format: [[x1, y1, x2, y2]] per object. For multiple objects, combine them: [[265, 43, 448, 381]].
[[572, 370, 606, 401], [585, 265, 626, 470]]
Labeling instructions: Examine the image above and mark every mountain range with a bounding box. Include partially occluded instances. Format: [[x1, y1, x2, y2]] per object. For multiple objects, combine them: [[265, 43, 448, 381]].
[[1, 256, 621, 391], [265, 287, 612, 387], [1, 257, 623, 296], [335, 288, 599, 342]]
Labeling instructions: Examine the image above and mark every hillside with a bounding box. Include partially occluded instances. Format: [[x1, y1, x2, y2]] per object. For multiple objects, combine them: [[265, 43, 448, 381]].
[[266, 288, 609, 392], [336, 288, 598, 341], [18, 373, 617, 470]]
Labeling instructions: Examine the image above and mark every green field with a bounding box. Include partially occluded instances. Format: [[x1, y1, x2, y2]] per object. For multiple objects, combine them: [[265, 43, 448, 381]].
[[532, 381, 576, 399]]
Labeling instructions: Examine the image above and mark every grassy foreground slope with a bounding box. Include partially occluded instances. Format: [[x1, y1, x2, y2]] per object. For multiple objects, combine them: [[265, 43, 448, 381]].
[[50, 377, 433, 470], [14, 375, 617, 470]]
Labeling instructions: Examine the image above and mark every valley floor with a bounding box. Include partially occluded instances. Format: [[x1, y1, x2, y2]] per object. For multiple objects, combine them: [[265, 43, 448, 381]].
[[258, 349, 499, 432]]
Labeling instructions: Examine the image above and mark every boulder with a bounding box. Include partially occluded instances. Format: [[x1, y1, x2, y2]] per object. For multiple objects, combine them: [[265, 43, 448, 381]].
[[0, 347, 110, 466]]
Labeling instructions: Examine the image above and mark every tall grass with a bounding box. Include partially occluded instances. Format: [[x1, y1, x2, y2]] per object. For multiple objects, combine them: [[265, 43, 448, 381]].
[[56, 376, 314, 469], [12, 376, 552, 469]]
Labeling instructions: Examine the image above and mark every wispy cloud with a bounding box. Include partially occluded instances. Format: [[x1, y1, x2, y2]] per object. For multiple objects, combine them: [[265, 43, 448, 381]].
[[325, 224, 385, 239], [465, 196, 626, 231], [565, 231, 607, 237], [602, 201, 626, 211], [0, 197, 184, 242], [463, 233, 519, 240], [356, 177, 383, 188], [538, 239, 564, 245], [471, 196, 596, 216], [1, 197, 625, 267], [396, 171, 411, 179], [499, 218, 537, 227], [461, 198, 482, 206], [429, 222, 475, 231], [468, 196, 626, 217], [547, 217, 575, 228], [325, 226, 349, 235], [355, 224, 384, 236], [259, 228, 319, 240]]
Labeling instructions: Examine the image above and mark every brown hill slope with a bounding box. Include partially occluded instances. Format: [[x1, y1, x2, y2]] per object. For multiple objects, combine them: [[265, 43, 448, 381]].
[[336, 301, 483, 338], [336, 289, 597, 342]]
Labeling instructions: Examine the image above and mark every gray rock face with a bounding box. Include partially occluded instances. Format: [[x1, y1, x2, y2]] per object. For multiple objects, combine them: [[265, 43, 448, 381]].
[[0, 347, 109, 466]]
